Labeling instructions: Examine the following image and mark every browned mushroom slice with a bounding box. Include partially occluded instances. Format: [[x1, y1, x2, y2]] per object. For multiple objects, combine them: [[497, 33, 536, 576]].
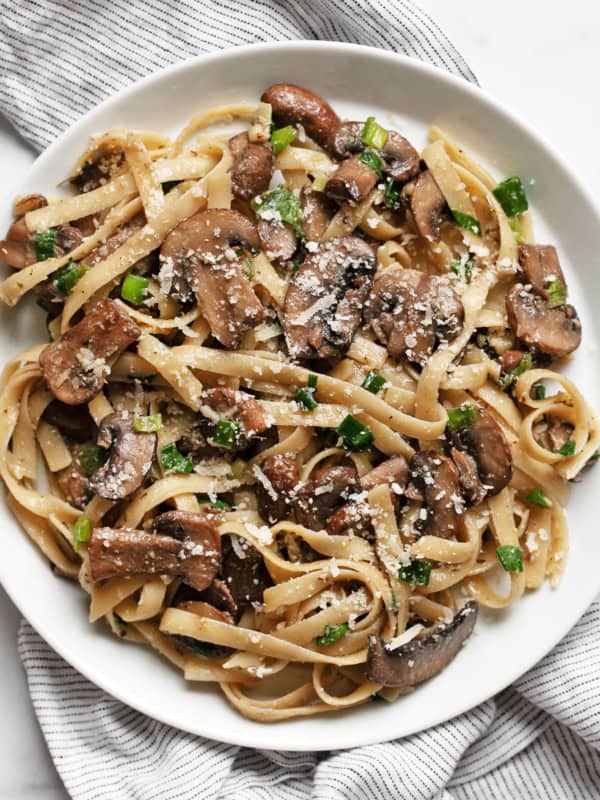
[[160, 209, 264, 349], [406, 451, 462, 539], [450, 447, 487, 506], [401, 170, 447, 241], [381, 132, 421, 183], [300, 186, 334, 242], [257, 219, 297, 262], [56, 445, 93, 509], [197, 387, 268, 454], [88, 411, 156, 500], [364, 269, 464, 366], [518, 244, 567, 303], [331, 121, 364, 159], [500, 349, 529, 375], [82, 215, 145, 268], [0, 218, 36, 269], [295, 465, 361, 531], [221, 536, 273, 610], [40, 299, 140, 405], [448, 406, 512, 498], [255, 454, 300, 525], [506, 284, 581, 358], [71, 149, 125, 193], [229, 132, 273, 200], [153, 511, 222, 591], [361, 456, 409, 492], [546, 416, 574, 452], [42, 400, 96, 442], [261, 83, 341, 153], [366, 601, 478, 688], [324, 155, 379, 204], [283, 236, 376, 362]]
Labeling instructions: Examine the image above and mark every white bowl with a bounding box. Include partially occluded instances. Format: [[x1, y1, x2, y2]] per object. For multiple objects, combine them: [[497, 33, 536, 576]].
[[1, 41, 599, 751]]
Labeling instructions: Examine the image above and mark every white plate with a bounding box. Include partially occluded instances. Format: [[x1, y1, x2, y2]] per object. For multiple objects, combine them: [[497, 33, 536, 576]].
[[1, 42, 599, 751]]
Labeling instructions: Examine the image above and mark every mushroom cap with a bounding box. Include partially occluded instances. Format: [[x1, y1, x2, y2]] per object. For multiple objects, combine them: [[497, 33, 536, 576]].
[[506, 284, 582, 358], [449, 406, 512, 498], [325, 154, 379, 204], [406, 451, 462, 539], [261, 83, 341, 153], [257, 219, 297, 262], [161, 208, 260, 261], [295, 465, 361, 531], [300, 185, 334, 242], [255, 454, 300, 525], [381, 131, 421, 182], [153, 510, 222, 592], [229, 132, 273, 200], [401, 170, 447, 241], [366, 601, 479, 688], [518, 244, 567, 302], [221, 536, 272, 610]]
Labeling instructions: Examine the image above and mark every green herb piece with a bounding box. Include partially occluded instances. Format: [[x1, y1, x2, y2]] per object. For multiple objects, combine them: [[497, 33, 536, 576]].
[[197, 494, 230, 511], [509, 217, 526, 244], [546, 279, 566, 305], [451, 209, 481, 236], [398, 559, 432, 586], [73, 515, 91, 552], [450, 252, 474, 281], [446, 403, 476, 433], [133, 413, 163, 433], [336, 414, 374, 451], [359, 148, 383, 178], [238, 251, 255, 280], [492, 176, 529, 218], [121, 273, 149, 305], [34, 229, 56, 261], [361, 370, 386, 394], [316, 622, 349, 647], [297, 387, 318, 411], [361, 116, 389, 150], [290, 255, 303, 274], [52, 262, 87, 294], [312, 175, 328, 192], [230, 458, 247, 479], [252, 186, 304, 238], [390, 592, 398, 612], [532, 383, 546, 400], [159, 443, 193, 474], [271, 125, 296, 155], [496, 545, 523, 573], [557, 439, 576, 457], [308, 373, 318, 389], [499, 352, 533, 390], [525, 487, 552, 508], [213, 419, 240, 449], [77, 444, 108, 476], [384, 177, 403, 211]]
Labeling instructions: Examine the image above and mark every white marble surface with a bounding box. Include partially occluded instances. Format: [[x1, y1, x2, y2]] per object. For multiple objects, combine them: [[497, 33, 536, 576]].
[[1, 2, 599, 797]]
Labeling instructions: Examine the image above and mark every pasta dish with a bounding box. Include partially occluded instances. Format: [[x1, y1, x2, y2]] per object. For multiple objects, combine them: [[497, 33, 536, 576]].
[[0, 84, 597, 722]]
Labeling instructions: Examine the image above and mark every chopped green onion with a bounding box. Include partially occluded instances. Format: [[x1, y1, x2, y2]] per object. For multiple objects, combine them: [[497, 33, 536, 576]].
[[133, 413, 163, 433], [271, 125, 296, 155], [384, 177, 403, 211], [240, 252, 255, 280], [160, 443, 193, 474], [361, 116, 388, 150], [359, 148, 383, 177], [52, 262, 87, 294], [525, 487, 552, 508], [532, 383, 546, 400], [316, 622, 349, 647], [197, 494, 230, 511], [308, 373, 318, 389], [73, 515, 91, 552], [77, 444, 108, 476], [34, 229, 56, 261], [290, 255, 303, 274], [557, 439, 576, 457], [312, 175, 328, 192], [361, 370, 386, 394], [252, 186, 304, 238], [390, 592, 398, 612], [296, 386, 318, 411], [451, 209, 481, 236], [450, 252, 474, 281], [509, 217, 526, 244], [446, 403, 476, 433], [499, 352, 533, 390], [496, 545, 523, 573], [546, 279, 566, 305], [336, 414, 374, 451], [492, 176, 529, 218], [230, 458, 247, 479], [121, 273, 149, 305], [213, 419, 240, 449], [398, 559, 432, 586]]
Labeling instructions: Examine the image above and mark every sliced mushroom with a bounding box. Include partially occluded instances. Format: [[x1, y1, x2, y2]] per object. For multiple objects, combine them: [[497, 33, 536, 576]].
[[450, 447, 487, 506], [255, 454, 300, 525], [283, 236, 376, 362], [364, 268, 464, 366], [401, 170, 447, 241], [331, 121, 364, 159], [295, 465, 361, 531], [300, 186, 334, 242], [42, 399, 96, 442], [0, 195, 47, 269], [366, 601, 478, 687], [229, 132, 273, 200], [88, 411, 156, 500], [40, 299, 141, 405], [518, 244, 567, 303], [406, 451, 462, 539], [82, 214, 145, 268], [153, 511, 222, 591], [361, 456, 409, 492], [500, 349, 529, 375], [506, 284, 581, 358], [324, 154, 379, 204], [88, 512, 220, 591], [160, 209, 264, 348], [257, 219, 297, 262], [546, 416, 574, 452], [197, 387, 268, 454], [71, 149, 125, 193], [381, 132, 421, 183], [221, 536, 272, 610], [448, 406, 512, 499], [56, 445, 93, 509], [261, 83, 341, 153]]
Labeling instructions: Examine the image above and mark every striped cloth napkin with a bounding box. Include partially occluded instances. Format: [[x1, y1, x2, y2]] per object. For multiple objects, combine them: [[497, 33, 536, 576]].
[[2, 2, 600, 798]]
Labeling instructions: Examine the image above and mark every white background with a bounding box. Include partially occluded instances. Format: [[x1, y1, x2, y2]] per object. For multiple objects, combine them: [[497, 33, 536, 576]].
[[0, 2, 598, 796]]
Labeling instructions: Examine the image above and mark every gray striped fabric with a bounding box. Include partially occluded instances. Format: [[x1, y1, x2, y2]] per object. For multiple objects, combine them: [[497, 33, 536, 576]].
[[2, 1, 600, 798]]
